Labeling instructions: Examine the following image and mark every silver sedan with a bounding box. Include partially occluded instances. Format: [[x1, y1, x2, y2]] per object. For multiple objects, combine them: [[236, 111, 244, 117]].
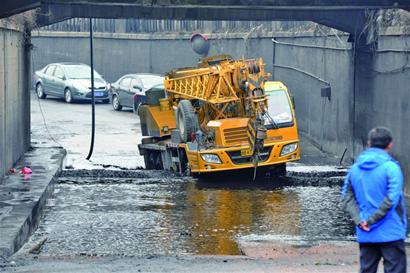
[[34, 62, 109, 103]]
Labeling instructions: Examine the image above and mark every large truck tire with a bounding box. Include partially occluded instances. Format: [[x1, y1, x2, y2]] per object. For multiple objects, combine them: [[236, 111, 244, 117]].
[[177, 100, 199, 142]]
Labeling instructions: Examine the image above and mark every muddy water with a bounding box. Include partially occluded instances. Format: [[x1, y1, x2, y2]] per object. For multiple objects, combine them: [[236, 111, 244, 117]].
[[30, 175, 354, 256]]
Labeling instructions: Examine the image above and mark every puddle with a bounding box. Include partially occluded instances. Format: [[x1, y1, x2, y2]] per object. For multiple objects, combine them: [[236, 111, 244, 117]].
[[26, 173, 358, 256]]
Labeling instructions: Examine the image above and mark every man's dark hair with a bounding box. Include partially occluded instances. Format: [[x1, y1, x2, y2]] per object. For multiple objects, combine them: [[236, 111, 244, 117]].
[[368, 127, 393, 149]]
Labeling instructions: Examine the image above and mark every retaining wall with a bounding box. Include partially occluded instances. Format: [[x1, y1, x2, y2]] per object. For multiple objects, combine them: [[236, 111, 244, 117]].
[[31, 32, 273, 83], [273, 33, 410, 191], [0, 25, 31, 179], [354, 40, 410, 185]]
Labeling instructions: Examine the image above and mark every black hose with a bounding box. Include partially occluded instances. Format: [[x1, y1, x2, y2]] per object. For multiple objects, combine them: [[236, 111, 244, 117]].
[[86, 17, 95, 160], [340, 147, 348, 166]]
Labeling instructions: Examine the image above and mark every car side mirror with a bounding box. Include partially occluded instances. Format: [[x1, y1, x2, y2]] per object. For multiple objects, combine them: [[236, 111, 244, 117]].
[[133, 85, 142, 91]]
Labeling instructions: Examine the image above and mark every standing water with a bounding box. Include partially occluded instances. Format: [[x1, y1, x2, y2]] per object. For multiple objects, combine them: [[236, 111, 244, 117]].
[[28, 172, 354, 256]]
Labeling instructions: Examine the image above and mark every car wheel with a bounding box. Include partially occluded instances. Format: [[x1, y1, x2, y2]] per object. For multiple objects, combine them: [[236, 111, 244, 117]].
[[112, 95, 122, 111], [36, 83, 46, 99], [64, 88, 73, 103]]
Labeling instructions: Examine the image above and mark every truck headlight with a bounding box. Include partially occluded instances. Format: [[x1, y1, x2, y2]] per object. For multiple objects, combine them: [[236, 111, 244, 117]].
[[201, 153, 222, 164], [280, 143, 298, 156]]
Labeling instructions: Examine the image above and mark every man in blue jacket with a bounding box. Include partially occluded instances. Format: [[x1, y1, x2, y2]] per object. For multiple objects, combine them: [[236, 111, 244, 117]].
[[342, 127, 407, 273]]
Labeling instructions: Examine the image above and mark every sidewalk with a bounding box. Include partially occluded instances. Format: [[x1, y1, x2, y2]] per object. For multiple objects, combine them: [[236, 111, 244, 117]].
[[0, 146, 66, 258]]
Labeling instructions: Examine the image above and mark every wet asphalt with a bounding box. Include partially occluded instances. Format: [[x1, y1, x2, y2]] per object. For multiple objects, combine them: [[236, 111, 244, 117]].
[[30, 92, 144, 169]]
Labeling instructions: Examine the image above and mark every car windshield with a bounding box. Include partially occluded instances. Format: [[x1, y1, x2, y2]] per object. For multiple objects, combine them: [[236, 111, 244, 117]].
[[140, 76, 163, 89], [266, 89, 293, 125], [64, 65, 102, 80]]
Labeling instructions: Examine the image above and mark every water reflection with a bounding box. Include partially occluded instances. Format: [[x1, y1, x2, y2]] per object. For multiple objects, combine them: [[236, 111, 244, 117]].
[[176, 178, 353, 255], [33, 175, 355, 256]]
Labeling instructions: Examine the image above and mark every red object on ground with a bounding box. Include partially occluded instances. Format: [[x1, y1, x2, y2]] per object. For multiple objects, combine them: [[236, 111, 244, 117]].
[[19, 167, 32, 175]]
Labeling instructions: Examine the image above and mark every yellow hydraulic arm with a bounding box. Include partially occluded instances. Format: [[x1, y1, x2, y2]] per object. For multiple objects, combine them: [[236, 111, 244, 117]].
[[164, 55, 268, 105]]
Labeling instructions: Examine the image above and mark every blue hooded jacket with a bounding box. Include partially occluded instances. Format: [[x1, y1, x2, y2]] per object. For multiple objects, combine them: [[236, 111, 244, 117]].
[[341, 148, 406, 243]]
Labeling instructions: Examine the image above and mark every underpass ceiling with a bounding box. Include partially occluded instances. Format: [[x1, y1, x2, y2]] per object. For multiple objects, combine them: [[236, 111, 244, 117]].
[[1, 1, 410, 35]]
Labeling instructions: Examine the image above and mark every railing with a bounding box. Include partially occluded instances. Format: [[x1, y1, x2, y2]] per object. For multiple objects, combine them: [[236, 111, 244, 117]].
[[40, 18, 307, 33]]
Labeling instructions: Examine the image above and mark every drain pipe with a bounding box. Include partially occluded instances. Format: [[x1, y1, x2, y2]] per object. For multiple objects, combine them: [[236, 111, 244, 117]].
[[86, 18, 95, 160]]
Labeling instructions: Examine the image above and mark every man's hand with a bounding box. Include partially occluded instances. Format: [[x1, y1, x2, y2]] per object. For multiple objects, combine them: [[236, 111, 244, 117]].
[[359, 221, 370, 231]]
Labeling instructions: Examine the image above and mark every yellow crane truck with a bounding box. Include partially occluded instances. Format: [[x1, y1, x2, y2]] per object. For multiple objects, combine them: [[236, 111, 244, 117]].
[[137, 53, 299, 178]]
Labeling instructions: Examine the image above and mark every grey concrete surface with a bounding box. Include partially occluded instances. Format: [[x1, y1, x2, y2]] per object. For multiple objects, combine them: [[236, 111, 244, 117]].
[[273, 33, 410, 193], [354, 46, 410, 187], [31, 32, 273, 83], [0, 26, 31, 180], [0, 254, 361, 273], [0, 146, 65, 258], [0, 255, 362, 273]]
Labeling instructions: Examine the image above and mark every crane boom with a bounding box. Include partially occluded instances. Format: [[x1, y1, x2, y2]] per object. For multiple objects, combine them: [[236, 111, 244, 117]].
[[164, 55, 268, 106]]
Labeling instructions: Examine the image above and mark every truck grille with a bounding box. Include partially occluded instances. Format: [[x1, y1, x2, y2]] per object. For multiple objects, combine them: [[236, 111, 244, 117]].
[[223, 127, 249, 146], [187, 153, 199, 169], [227, 146, 272, 165]]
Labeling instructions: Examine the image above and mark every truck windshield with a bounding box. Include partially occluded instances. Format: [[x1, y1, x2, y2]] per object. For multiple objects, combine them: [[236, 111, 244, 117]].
[[265, 89, 293, 128]]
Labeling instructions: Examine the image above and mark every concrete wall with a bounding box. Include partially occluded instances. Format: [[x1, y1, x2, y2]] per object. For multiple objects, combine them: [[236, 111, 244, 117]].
[[273, 35, 354, 158], [0, 26, 31, 179], [272, 33, 410, 191], [354, 43, 410, 185], [31, 32, 273, 83]]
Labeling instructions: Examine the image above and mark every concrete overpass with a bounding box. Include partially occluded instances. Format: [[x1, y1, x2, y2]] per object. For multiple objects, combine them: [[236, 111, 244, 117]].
[[1, 1, 410, 36]]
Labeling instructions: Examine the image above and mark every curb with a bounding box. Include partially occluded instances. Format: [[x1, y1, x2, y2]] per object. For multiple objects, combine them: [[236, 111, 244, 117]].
[[0, 147, 66, 258]]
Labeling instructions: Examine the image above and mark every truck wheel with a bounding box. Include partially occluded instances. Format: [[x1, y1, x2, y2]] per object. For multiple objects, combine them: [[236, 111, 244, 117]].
[[177, 100, 199, 142]]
